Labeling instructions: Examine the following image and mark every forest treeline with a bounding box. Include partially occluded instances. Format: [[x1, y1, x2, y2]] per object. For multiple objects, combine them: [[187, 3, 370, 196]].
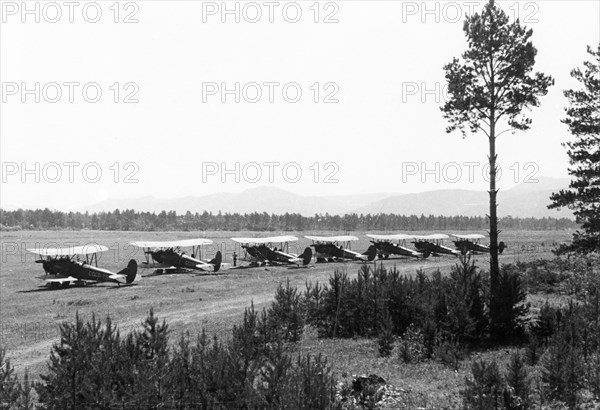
[[0, 208, 577, 231]]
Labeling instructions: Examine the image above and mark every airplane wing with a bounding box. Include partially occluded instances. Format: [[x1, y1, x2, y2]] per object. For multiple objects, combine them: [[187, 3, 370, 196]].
[[231, 236, 298, 244], [366, 234, 414, 241], [130, 239, 213, 248], [304, 235, 359, 242], [450, 234, 486, 240], [27, 244, 109, 257], [413, 234, 450, 240], [44, 276, 78, 284]]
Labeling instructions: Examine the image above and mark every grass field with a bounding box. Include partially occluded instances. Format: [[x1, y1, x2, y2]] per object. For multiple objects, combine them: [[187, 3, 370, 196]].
[[0, 229, 573, 406]]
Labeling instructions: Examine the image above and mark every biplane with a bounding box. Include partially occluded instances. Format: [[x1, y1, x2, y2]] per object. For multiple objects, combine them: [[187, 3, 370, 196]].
[[27, 244, 138, 288], [304, 235, 377, 262], [366, 234, 427, 259], [130, 239, 226, 274], [412, 234, 461, 257], [451, 234, 506, 255], [230, 236, 312, 267]]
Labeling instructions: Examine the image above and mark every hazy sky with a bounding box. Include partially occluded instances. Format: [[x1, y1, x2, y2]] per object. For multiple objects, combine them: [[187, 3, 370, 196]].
[[1, 0, 598, 210]]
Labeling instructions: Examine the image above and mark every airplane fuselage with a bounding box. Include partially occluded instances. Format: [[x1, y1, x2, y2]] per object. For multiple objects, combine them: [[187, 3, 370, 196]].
[[454, 240, 489, 254], [371, 241, 423, 258], [413, 241, 459, 256], [41, 259, 121, 284], [453, 240, 505, 255], [312, 243, 364, 261], [150, 249, 203, 270], [243, 244, 300, 265], [41, 257, 73, 275]]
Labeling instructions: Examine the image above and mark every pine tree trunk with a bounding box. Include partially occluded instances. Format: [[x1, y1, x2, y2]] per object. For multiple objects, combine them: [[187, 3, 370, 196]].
[[489, 116, 500, 333]]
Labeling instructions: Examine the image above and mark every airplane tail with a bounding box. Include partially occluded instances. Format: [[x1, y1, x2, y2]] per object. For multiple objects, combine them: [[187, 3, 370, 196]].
[[118, 259, 138, 284], [363, 245, 378, 262], [300, 247, 313, 265], [498, 241, 506, 254], [208, 251, 222, 273]]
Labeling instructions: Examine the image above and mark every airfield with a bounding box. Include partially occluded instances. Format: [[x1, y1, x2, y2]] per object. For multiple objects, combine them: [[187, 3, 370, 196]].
[[1, 229, 573, 379]]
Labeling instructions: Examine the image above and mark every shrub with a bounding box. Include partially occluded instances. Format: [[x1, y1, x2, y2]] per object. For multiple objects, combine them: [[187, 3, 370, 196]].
[[519, 260, 564, 293], [524, 336, 543, 366], [0, 346, 21, 409], [17, 370, 34, 410], [490, 265, 530, 342], [377, 309, 395, 357], [541, 305, 586, 408], [288, 353, 336, 409], [462, 359, 504, 409], [531, 301, 558, 345], [307, 260, 493, 347], [397, 324, 427, 364], [519, 256, 599, 296], [303, 280, 323, 327], [313, 269, 352, 338], [33, 307, 337, 409], [463, 352, 534, 409], [433, 333, 465, 370], [505, 352, 530, 409], [268, 280, 304, 342], [585, 352, 600, 402], [444, 256, 488, 343]]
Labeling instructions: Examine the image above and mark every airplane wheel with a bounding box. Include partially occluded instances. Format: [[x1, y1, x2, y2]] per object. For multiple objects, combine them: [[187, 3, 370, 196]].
[[384, 255, 389, 259], [378, 254, 383, 259], [316, 258, 325, 263], [328, 258, 335, 263], [61, 282, 70, 288]]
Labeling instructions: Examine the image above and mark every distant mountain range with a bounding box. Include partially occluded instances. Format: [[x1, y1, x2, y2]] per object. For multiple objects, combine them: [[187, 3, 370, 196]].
[[78, 177, 574, 219]]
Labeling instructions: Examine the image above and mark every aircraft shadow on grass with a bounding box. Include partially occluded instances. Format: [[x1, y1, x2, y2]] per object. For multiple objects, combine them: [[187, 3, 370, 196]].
[[18, 283, 138, 293]]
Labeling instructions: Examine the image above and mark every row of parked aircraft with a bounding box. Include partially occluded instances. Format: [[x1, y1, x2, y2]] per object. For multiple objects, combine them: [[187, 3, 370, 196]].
[[233, 234, 505, 265], [27, 234, 505, 288]]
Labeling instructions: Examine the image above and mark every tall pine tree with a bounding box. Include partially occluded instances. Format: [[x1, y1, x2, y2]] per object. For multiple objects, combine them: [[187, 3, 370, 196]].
[[441, 0, 553, 331], [549, 44, 600, 254]]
